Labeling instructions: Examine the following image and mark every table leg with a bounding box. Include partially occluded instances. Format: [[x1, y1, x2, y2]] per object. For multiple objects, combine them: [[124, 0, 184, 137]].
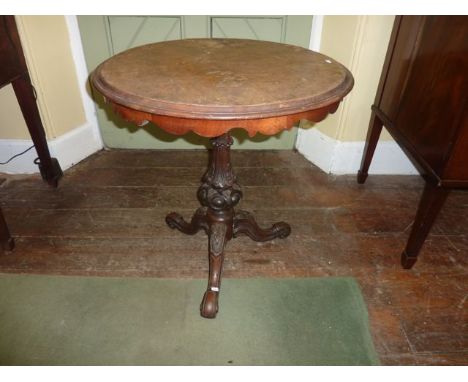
[[12, 74, 63, 188], [166, 207, 208, 235], [233, 210, 291, 241], [166, 133, 291, 318], [401, 182, 450, 269], [200, 222, 229, 318], [0, 207, 14, 252], [357, 108, 384, 184]]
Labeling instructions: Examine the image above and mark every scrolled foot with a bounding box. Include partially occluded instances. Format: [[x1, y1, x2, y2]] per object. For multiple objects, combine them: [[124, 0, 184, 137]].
[[165, 207, 208, 235], [200, 290, 219, 318], [401, 251, 417, 269], [233, 210, 291, 242], [165, 212, 185, 229], [271, 222, 292, 239]]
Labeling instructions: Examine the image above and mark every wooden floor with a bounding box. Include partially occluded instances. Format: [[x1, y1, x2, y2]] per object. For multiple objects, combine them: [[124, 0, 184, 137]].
[[1, 149, 467, 365]]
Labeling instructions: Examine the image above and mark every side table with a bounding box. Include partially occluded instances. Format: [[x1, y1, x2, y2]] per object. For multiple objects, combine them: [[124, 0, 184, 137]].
[[92, 38, 353, 318]]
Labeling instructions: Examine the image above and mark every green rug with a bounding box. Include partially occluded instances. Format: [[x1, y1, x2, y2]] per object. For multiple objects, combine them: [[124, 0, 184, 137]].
[[0, 274, 379, 365]]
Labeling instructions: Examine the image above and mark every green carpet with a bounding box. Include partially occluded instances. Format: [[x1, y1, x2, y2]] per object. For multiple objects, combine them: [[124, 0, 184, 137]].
[[0, 274, 379, 365]]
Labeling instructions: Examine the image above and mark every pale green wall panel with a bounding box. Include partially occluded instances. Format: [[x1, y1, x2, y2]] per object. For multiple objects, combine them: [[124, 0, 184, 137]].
[[78, 15, 312, 150], [211, 17, 284, 42], [108, 16, 182, 54], [284, 15, 314, 48], [182, 16, 209, 37]]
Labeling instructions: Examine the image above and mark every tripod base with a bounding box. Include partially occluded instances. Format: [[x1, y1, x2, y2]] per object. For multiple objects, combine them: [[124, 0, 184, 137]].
[[165, 133, 290, 318]]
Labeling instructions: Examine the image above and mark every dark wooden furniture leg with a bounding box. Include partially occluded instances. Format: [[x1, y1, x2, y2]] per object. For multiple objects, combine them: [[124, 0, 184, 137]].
[[357, 110, 384, 184], [166, 133, 291, 318], [401, 182, 450, 269], [12, 74, 63, 188], [0, 207, 14, 251]]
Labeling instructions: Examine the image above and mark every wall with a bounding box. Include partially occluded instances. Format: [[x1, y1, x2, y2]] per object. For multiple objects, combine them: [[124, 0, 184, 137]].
[[0, 16, 102, 174], [0, 85, 28, 139], [296, 15, 418, 175], [1, 15, 418, 175], [0, 16, 86, 139]]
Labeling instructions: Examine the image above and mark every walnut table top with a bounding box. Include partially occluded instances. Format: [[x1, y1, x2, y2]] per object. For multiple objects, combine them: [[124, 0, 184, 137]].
[[92, 38, 353, 137]]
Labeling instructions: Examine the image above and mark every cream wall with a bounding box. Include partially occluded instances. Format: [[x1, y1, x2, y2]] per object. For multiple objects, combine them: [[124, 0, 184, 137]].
[[338, 16, 394, 141], [304, 15, 395, 141], [0, 15, 86, 140], [296, 15, 417, 175], [0, 85, 29, 139]]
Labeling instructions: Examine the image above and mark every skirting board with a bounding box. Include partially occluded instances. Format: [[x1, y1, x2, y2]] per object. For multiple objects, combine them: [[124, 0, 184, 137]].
[[2, 124, 419, 176], [295, 127, 418, 175], [0, 122, 102, 174]]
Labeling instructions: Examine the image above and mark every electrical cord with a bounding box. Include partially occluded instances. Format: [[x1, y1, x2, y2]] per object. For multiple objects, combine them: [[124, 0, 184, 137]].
[[0, 145, 35, 165]]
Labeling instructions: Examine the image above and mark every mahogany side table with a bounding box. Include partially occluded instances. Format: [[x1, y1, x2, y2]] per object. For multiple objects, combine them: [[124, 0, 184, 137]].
[[92, 39, 353, 318]]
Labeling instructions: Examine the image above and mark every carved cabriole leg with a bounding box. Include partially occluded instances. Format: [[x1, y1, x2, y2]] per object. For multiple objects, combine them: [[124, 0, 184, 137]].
[[401, 182, 450, 269], [0, 207, 14, 252], [234, 210, 291, 242], [357, 108, 384, 184], [200, 220, 230, 318], [166, 207, 208, 235]]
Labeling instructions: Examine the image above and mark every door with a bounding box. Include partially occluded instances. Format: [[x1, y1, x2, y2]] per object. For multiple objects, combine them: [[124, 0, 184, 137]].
[[78, 16, 313, 150]]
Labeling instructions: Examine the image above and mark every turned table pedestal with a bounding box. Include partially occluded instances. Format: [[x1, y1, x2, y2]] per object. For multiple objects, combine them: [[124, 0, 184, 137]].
[[92, 38, 353, 318]]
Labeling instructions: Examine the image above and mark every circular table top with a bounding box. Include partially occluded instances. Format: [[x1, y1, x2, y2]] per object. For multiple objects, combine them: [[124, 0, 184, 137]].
[[92, 39, 353, 121]]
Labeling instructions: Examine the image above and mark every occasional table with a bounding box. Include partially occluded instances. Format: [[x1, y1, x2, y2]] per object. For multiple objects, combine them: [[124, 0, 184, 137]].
[[92, 39, 353, 318]]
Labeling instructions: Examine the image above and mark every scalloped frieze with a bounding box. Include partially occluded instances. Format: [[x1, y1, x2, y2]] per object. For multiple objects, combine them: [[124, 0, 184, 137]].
[[109, 101, 341, 138]]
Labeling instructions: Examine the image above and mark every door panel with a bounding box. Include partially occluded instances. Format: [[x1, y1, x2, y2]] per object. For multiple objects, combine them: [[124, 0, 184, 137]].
[[211, 17, 285, 42], [108, 16, 182, 54], [78, 15, 313, 150]]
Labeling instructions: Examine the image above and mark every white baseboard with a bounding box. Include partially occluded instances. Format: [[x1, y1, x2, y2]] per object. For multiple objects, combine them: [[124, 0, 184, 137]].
[[50, 122, 102, 170], [2, 123, 417, 176], [64, 15, 104, 149], [0, 122, 102, 174], [296, 127, 418, 175]]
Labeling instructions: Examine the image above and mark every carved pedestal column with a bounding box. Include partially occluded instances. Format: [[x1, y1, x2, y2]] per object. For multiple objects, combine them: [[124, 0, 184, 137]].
[[166, 133, 291, 318]]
